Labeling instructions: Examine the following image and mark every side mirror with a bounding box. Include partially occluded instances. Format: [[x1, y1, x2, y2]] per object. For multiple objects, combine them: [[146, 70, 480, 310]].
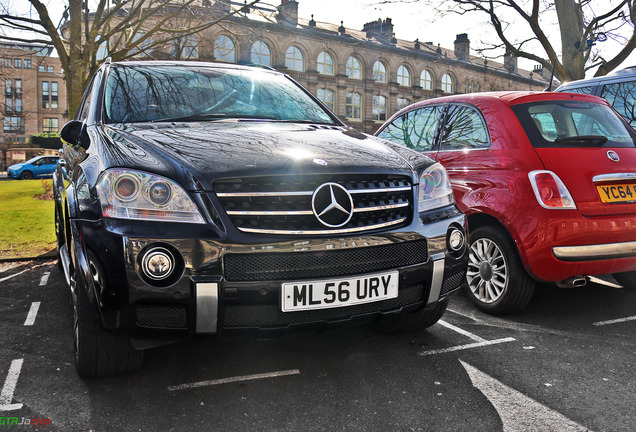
[[60, 120, 89, 150]]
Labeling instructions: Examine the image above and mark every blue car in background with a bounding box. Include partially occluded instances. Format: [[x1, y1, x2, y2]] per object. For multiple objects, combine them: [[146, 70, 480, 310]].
[[7, 155, 59, 180]]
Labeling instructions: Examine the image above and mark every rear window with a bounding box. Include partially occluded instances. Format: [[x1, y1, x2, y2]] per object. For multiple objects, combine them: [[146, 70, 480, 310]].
[[512, 100, 636, 148]]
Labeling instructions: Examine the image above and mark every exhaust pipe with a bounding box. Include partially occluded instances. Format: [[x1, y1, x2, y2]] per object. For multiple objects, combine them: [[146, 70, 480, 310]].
[[557, 275, 588, 288]]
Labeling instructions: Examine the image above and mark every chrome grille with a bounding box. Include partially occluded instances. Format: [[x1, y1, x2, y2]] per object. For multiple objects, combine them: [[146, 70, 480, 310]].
[[214, 174, 413, 234]]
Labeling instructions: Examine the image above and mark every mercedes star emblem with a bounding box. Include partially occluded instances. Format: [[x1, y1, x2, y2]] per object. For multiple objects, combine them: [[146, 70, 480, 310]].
[[311, 182, 354, 228]]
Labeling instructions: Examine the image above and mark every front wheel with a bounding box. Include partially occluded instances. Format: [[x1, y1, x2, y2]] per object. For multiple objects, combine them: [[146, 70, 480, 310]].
[[372, 299, 448, 333], [20, 170, 33, 180], [464, 225, 535, 315], [72, 251, 143, 377]]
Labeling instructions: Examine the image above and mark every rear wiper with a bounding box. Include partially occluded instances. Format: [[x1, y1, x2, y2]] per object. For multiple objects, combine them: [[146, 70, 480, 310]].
[[553, 135, 608, 147]]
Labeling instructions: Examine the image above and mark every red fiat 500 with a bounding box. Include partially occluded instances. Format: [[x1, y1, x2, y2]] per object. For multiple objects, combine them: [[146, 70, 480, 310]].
[[376, 91, 636, 314]]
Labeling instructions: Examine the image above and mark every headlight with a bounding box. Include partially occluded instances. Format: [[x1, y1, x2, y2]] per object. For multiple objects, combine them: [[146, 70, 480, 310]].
[[96, 169, 205, 223], [418, 163, 454, 212]]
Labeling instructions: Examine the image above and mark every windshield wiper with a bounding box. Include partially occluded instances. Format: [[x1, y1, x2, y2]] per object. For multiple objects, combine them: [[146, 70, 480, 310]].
[[553, 135, 608, 147], [152, 113, 227, 123]]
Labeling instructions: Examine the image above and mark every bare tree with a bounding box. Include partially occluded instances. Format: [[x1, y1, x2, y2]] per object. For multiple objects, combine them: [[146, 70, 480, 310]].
[[0, 0, 262, 118], [394, 0, 636, 82]]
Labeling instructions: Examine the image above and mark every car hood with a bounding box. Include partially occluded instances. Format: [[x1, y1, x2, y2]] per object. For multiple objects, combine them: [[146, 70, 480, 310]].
[[8, 163, 25, 170], [95, 122, 424, 190]]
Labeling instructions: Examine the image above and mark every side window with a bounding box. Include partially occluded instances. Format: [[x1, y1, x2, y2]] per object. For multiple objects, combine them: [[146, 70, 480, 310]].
[[565, 86, 594, 95], [77, 70, 102, 121], [601, 82, 636, 126], [377, 105, 443, 151], [439, 105, 489, 150]]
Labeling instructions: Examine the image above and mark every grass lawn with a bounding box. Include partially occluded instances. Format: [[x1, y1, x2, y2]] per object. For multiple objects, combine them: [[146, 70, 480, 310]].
[[0, 179, 56, 259]]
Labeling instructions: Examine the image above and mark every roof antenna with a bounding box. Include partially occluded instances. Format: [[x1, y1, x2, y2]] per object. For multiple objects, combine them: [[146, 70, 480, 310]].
[[544, 59, 557, 91]]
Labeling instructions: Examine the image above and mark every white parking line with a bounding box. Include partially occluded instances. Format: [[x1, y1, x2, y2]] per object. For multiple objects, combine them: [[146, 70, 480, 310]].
[[39, 272, 51, 286], [23, 302, 41, 326], [593, 315, 636, 327], [460, 360, 590, 431], [168, 369, 301, 391], [420, 337, 516, 356], [438, 319, 486, 342], [0, 268, 30, 284], [0, 359, 24, 411]]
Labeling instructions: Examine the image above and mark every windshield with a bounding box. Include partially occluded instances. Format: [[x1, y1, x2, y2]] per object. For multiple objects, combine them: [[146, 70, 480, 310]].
[[512, 100, 636, 148], [104, 65, 336, 125], [24, 156, 42, 164]]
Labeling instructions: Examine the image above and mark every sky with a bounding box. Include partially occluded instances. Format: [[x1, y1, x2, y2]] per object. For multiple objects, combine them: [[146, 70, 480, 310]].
[[8, 0, 636, 77]]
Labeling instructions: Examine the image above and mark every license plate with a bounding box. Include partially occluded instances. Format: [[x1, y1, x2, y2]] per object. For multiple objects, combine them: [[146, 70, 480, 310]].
[[596, 183, 636, 203], [281, 270, 399, 312]]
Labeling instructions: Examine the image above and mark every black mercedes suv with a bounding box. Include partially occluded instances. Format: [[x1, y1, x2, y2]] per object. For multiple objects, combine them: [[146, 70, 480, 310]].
[[54, 60, 468, 377]]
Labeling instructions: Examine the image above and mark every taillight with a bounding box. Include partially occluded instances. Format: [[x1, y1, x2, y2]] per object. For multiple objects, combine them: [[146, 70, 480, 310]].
[[528, 170, 576, 209]]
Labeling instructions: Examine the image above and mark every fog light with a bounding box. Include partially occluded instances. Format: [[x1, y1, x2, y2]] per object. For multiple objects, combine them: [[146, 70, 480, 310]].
[[449, 229, 465, 251], [141, 247, 175, 281]]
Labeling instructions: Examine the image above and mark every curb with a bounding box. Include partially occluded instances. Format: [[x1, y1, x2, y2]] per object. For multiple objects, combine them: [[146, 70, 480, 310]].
[[0, 252, 57, 264]]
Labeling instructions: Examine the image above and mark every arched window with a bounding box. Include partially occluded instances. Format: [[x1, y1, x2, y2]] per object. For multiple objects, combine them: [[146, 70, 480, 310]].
[[372, 95, 387, 121], [251, 41, 271, 66], [397, 65, 410, 86], [420, 69, 432, 90], [317, 52, 334, 75], [96, 41, 108, 61], [346, 92, 362, 120], [285, 46, 304, 71], [131, 31, 152, 56], [317, 88, 334, 111], [441, 73, 453, 93], [464, 79, 470, 93], [373, 61, 387, 83], [474, 81, 480, 92], [172, 35, 199, 59], [214, 35, 235, 63], [346, 56, 362, 80], [397, 98, 411, 111]]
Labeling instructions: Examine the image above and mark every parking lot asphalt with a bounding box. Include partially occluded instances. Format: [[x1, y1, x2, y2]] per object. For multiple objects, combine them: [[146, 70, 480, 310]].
[[1, 262, 635, 431]]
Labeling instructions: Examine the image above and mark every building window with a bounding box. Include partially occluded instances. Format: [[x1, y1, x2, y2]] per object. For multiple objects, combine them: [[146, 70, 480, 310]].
[[43, 118, 59, 133], [14, 79, 21, 95], [346, 56, 362, 80], [172, 35, 199, 59], [131, 31, 153, 56], [14, 59, 21, 68], [420, 69, 432, 90], [5, 79, 11, 97], [42, 81, 49, 109], [214, 35, 235, 63], [24, 59, 31, 69], [251, 41, 271, 66], [397, 98, 411, 111], [441, 73, 453, 93], [97, 41, 108, 61], [3, 58, 11, 68], [317, 88, 334, 111], [285, 46, 304, 72], [51, 82, 58, 109], [47, 65, 54, 72], [3, 116, 24, 134], [15, 97, 22, 113], [372, 61, 387, 83], [38, 64, 45, 72], [317, 51, 334, 75], [397, 65, 410, 87], [345, 92, 362, 120], [372, 95, 387, 121]]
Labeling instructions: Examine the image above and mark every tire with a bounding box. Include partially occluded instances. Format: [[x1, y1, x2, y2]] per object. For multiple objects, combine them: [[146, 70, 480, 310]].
[[72, 251, 143, 377], [373, 299, 448, 333], [611, 271, 636, 290], [464, 225, 535, 315], [20, 170, 33, 180]]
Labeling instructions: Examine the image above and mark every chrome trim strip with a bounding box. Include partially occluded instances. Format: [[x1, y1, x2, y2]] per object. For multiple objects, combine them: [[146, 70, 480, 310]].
[[553, 241, 636, 262], [227, 210, 314, 216], [196, 283, 218, 334], [354, 202, 410, 212], [349, 187, 412, 194], [593, 173, 636, 183], [237, 217, 407, 235], [216, 186, 412, 198], [426, 253, 446, 304], [216, 191, 312, 197], [226, 202, 410, 216]]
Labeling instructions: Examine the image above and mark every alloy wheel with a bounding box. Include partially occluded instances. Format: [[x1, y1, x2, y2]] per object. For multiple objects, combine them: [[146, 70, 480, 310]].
[[466, 238, 508, 304]]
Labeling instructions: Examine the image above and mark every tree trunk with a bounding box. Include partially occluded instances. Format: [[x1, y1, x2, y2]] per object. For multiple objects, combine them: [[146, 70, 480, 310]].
[[555, 0, 586, 81]]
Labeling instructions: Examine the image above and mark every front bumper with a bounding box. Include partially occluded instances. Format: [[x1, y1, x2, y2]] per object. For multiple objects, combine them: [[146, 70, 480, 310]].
[[74, 208, 467, 342]]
